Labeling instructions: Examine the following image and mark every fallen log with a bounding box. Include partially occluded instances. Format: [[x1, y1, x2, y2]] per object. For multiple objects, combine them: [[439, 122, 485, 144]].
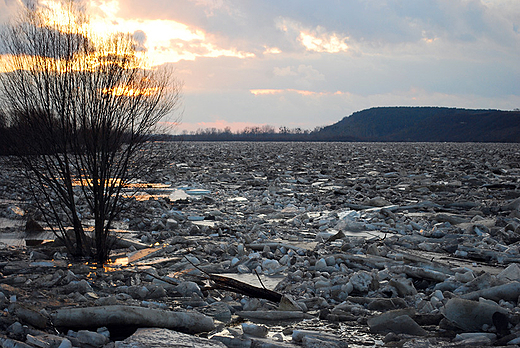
[[50, 305, 214, 334]]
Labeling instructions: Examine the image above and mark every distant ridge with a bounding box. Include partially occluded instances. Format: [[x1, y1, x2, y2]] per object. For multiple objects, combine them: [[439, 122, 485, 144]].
[[315, 106, 520, 142]]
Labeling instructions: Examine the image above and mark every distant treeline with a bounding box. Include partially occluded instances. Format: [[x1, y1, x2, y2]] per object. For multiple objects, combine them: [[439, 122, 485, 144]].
[[3, 107, 520, 151], [0, 112, 11, 154], [162, 125, 326, 142], [166, 107, 520, 143], [0, 110, 138, 155]]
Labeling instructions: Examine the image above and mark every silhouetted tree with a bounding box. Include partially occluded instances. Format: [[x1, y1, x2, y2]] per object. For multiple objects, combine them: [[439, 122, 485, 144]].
[[0, 2, 182, 264]]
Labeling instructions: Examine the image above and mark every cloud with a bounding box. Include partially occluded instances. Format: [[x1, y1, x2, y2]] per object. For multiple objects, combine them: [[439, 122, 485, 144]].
[[132, 30, 147, 51], [3, 0, 519, 132], [86, 0, 257, 65], [250, 88, 341, 97], [295, 65, 325, 81], [271, 65, 323, 89], [299, 31, 349, 53], [0, 0, 23, 35], [263, 46, 281, 55], [85, 0, 520, 65], [272, 66, 296, 77], [273, 64, 324, 82], [175, 86, 520, 134], [250, 89, 284, 95]]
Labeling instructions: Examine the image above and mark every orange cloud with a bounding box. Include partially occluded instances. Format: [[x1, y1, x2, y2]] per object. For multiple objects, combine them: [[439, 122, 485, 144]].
[[292, 89, 316, 96], [263, 46, 282, 54], [250, 89, 285, 95]]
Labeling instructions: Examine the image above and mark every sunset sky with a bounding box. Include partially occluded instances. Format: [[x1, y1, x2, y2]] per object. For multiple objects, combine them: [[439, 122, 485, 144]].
[[1, 0, 519, 133]]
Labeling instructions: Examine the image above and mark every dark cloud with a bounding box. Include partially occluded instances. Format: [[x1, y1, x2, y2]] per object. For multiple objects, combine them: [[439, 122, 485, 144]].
[[7, 0, 517, 56], [132, 30, 147, 51]]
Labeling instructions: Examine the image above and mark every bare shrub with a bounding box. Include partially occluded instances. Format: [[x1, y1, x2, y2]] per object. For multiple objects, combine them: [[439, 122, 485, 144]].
[[0, 2, 182, 263]]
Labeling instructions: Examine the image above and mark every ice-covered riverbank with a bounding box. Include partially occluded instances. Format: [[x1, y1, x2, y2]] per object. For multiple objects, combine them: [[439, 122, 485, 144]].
[[1, 142, 519, 347]]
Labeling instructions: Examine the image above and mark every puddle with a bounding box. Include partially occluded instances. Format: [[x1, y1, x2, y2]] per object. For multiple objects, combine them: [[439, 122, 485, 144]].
[[119, 186, 211, 202], [126, 247, 166, 264], [188, 216, 205, 221], [185, 189, 211, 195], [0, 232, 55, 247], [72, 179, 170, 189]]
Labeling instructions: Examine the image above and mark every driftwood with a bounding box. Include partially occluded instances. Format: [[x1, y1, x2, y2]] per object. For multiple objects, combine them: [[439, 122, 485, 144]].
[[12, 304, 48, 329], [142, 266, 283, 303], [182, 257, 283, 303], [207, 273, 283, 303], [237, 311, 313, 321], [246, 242, 305, 253], [51, 305, 214, 333], [1, 337, 34, 348], [389, 265, 449, 282]]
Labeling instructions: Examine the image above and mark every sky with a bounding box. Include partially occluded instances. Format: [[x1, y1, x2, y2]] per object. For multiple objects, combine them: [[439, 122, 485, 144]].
[[1, 0, 520, 133]]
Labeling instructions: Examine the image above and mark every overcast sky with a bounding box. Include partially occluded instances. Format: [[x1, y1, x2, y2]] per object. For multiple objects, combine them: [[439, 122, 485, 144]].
[[2, 0, 519, 132]]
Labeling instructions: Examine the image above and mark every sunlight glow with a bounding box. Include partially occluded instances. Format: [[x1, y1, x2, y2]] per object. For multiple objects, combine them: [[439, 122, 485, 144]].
[[102, 86, 159, 97], [72, 178, 125, 187], [96, 0, 119, 18], [87, 0, 255, 65], [91, 18, 205, 45], [0, 54, 35, 73], [39, 0, 78, 31], [1, 0, 256, 72], [104, 256, 129, 271], [1, 50, 141, 74]]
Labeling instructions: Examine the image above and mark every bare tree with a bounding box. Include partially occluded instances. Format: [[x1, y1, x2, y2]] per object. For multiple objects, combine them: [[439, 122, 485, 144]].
[[0, 2, 182, 263]]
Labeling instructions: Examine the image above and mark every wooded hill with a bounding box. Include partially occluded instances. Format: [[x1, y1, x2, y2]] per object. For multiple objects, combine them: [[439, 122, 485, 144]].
[[315, 107, 520, 142], [5, 106, 515, 147]]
